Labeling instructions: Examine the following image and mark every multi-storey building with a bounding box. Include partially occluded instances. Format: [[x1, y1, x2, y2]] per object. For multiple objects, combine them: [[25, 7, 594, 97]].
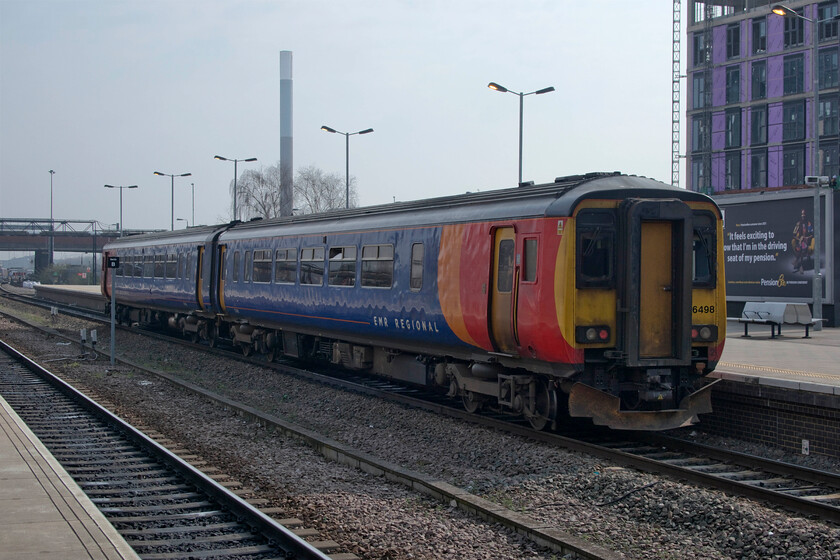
[[686, 0, 839, 193]]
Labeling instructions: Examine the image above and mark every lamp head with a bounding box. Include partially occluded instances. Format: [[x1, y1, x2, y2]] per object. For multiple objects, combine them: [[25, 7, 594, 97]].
[[771, 4, 794, 16], [358, 128, 374, 135], [321, 126, 337, 133], [154, 171, 165, 176], [535, 86, 555, 95], [214, 155, 228, 161], [488, 82, 508, 93]]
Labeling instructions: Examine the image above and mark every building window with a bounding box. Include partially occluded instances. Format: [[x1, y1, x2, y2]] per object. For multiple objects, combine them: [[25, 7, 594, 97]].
[[752, 17, 766, 54], [783, 100, 805, 141], [819, 2, 839, 42], [751, 149, 767, 189], [819, 48, 838, 89], [783, 10, 804, 48], [691, 116, 709, 152], [820, 94, 839, 136], [725, 152, 741, 190], [751, 105, 767, 145], [361, 244, 394, 288], [328, 246, 357, 286], [300, 247, 325, 285], [725, 109, 741, 148], [726, 23, 740, 59], [252, 250, 272, 283], [274, 248, 296, 284], [821, 141, 839, 180], [782, 145, 805, 185], [691, 159, 709, 193], [410, 243, 424, 291], [751, 60, 766, 100], [692, 74, 706, 109], [726, 66, 740, 104], [693, 32, 707, 66], [784, 54, 804, 95]]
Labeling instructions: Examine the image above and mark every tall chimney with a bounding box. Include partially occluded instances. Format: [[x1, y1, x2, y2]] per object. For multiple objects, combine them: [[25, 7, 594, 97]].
[[279, 50, 293, 216]]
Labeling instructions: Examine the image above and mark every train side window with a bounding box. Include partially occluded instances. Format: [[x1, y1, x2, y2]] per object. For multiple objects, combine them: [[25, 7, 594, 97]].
[[165, 254, 177, 279], [142, 256, 152, 278], [300, 247, 325, 285], [361, 244, 393, 288], [274, 249, 297, 284], [410, 243, 424, 291], [693, 212, 717, 287], [244, 251, 252, 282], [576, 210, 616, 288], [154, 255, 165, 279], [253, 250, 272, 283], [233, 251, 240, 282], [115, 255, 124, 277], [523, 238, 538, 282], [497, 239, 515, 293], [328, 246, 357, 286]]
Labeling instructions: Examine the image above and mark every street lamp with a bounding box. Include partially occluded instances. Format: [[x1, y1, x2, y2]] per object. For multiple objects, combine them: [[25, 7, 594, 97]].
[[153, 171, 192, 231], [487, 82, 555, 186], [771, 4, 828, 329], [190, 182, 195, 228], [214, 155, 257, 221], [320, 125, 374, 209], [176, 218, 190, 228], [48, 169, 55, 265], [103, 184, 138, 236]]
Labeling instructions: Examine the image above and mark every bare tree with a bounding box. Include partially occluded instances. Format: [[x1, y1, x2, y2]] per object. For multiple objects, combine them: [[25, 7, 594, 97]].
[[293, 164, 358, 214], [234, 165, 285, 220]]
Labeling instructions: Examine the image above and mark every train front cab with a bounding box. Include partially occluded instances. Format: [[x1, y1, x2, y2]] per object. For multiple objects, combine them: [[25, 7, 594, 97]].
[[566, 195, 725, 431]]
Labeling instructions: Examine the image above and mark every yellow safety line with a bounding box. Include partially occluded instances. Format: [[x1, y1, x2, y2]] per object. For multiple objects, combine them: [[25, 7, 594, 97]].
[[717, 361, 839, 382]]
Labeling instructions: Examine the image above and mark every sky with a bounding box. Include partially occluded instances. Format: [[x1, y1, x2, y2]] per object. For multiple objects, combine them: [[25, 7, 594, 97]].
[[1, 0, 679, 240]]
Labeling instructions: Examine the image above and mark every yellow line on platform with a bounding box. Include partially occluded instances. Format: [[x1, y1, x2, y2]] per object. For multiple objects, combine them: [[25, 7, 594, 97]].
[[717, 362, 838, 382]]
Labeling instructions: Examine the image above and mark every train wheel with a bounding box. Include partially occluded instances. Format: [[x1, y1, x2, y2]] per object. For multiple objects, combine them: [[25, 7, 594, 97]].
[[241, 343, 253, 357], [527, 379, 558, 431], [462, 390, 483, 414], [208, 324, 219, 348]]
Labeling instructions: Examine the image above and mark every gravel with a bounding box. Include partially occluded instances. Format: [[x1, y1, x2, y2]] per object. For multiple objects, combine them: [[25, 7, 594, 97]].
[[2, 297, 839, 560]]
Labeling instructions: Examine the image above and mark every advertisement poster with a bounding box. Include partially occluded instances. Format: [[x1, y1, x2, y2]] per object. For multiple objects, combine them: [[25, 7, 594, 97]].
[[720, 192, 827, 300]]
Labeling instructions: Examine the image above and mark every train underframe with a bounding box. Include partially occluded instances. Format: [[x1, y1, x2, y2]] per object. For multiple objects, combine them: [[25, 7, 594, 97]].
[[116, 305, 715, 431]]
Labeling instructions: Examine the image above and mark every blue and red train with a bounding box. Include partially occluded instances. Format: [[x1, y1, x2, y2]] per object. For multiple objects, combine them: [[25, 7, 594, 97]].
[[102, 173, 726, 430]]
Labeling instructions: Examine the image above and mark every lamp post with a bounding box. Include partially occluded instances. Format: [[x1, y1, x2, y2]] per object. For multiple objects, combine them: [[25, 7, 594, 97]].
[[176, 218, 190, 228], [190, 182, 195, 227], [153, 171, 192, 231], [771, 4, 828, 329], [320, 125, 374, 209], [103, 184, 138, 236], [48, 169, 55, 265], [214, 155, 257, 221], [487, 82, 555, 186]]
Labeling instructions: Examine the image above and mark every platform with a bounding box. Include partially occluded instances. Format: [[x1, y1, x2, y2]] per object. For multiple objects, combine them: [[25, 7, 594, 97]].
[[33, 284, 106, 313], [714, 320, 840, 394], [0, 395, 138, 560]]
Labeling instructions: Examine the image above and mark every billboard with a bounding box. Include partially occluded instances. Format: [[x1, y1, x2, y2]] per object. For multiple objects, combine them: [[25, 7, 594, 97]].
[[718, 189, 832, 302]]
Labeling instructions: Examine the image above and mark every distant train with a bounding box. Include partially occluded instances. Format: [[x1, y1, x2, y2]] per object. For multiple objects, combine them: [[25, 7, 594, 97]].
[[102, 173, 726, 431]]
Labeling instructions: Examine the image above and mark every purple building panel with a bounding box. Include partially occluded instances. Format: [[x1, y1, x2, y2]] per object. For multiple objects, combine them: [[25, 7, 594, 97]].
[[712, 66, 726, 106], [768, 102, 784, 144], [711, 152, 724, 191], [711, 111, 726, 151], [713, 25, 727, 65], [767, 54, 784, 98], [766, 14, 784, 54]]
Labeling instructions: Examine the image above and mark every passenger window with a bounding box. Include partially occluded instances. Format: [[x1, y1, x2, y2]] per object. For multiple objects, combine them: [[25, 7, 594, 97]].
[[496, 239, 514, 293], [693, 213, 717, 287], [329, 246, 357, 286], [410, 243, 424, 291], [274, 249, 297, 284], [523, 238, 538, 282], [154, 255, 165, 279], [144, 255, 154, 278], [300, 247, 325, 285], [361, 244, 393, 288], [244, 251, 252, 282], [576, 210, 616, 288], [253, 250, 272, 283], [233, 251, 240, 282], [165, 254, 177, 279]]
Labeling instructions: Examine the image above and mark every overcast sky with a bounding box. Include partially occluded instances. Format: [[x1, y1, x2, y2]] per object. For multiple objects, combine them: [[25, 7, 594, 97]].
[[1, 0, 678, 238]]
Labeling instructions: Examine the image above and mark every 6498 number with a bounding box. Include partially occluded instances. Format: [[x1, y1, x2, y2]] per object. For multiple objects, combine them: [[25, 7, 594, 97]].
[[692, 305, 715, 314]]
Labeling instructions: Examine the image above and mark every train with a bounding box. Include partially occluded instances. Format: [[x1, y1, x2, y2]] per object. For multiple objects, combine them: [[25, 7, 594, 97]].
[[101, 172, 726, 431]]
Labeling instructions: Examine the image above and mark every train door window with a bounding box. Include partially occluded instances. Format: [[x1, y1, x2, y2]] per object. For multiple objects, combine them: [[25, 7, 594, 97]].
[[410, 243, 424, 291], [233, 251, 241, 282], [165, 254, 177, 279], [361, 244, 394, 288], [523, 238, 538, 282], [300, 247, 325, 285], [244, 251, 252, 282], [274, 249, 297, 284], [253, 250, 272, 283], [154, 255, 165, 279], [692, 212, 717, 287], [576, 210, 616, 288], [328, 246, 357, 286], [496, 239, 514, 293], [115, 256, 124, 277]]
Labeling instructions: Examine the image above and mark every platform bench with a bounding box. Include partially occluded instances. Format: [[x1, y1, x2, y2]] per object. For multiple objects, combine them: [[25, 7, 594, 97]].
[[730, 302, 823, 339]]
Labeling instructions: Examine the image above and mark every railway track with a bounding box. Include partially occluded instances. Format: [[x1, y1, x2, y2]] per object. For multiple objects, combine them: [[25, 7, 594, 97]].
[[0, 338, 335, 560], [5, 287, 840, 527]]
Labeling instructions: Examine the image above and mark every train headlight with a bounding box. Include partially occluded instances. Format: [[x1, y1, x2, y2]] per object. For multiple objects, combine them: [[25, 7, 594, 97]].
[[691, 324, 717, 342], [576, 325, 611, 344]]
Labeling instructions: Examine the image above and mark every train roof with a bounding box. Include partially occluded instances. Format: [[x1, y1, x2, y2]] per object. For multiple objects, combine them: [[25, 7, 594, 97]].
[[105, 173, 717, 249]]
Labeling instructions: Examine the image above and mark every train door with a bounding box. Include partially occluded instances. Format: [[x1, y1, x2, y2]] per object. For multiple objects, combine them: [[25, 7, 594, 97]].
[[489, 227, 518, 354], [196, 247, 205, 310], [217, 244, 227, 314], [622, 199, 692, 366]]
